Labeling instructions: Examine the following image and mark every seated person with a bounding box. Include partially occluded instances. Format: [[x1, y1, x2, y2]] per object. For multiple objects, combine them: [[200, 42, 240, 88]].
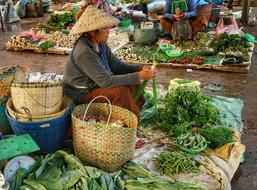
[[160, 0, 208, 39]]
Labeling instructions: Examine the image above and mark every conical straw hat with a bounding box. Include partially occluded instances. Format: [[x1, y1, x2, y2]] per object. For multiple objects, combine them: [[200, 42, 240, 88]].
[[70, 5, 120, 35]]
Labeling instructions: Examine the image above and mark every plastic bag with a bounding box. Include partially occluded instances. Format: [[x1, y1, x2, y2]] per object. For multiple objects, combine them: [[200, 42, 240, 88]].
[[216, 15, 239, 39]]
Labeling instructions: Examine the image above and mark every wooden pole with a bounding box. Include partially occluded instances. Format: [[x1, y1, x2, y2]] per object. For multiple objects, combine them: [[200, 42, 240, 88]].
[[241, 0, 251, 25]]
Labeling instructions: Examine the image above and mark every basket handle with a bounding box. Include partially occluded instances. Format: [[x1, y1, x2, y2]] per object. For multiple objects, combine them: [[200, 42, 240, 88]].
[[83, 96, 112, 125]]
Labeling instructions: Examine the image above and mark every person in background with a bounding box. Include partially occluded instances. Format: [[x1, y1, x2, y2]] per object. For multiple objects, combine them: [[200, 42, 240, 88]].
[[160, 0, 208, 39], [63, 6, 154, 121], [76, 0, 115, 20]]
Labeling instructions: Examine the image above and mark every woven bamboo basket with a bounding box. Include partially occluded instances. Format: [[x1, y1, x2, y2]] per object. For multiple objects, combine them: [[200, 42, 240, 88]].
[[6, 96, 72, 122], [72, 96, 138, 172], [0, 66, 29, 99], [196, 3, 214, 22], [11, 82, 63, 116]]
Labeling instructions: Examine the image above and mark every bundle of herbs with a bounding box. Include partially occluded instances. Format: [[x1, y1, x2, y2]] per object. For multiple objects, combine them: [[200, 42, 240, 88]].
[[157, 88, 223, 135], [199, 125, 233, 148]]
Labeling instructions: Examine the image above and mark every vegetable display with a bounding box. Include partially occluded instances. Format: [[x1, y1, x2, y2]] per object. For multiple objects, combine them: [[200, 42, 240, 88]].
[[47, 11, 76, 30], [170, 56, 205, 65], [18, 150, 121, 190], [158, 88, 222, 130], [176, 132, 208, 153], [199, 125, 233, 148], [8, 36, 37, 47], [44, 31, 79, 48], [156, 151, 199, 176]]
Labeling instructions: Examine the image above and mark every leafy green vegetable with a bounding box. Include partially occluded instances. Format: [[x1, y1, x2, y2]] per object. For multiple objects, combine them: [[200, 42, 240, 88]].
[[122, 162, 205, 190], [156, 151, 199, 176], [38, 41, 55, 52], [199, 125, 233, 148], [211, 33, 250, 53], [20, 150, 120, 190], [158, 88, 222, 131]]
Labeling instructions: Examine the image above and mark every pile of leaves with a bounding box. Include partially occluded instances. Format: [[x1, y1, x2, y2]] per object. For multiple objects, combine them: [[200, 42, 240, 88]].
[[157, 88, 223, 134], [18, 150, 121, 190], [211, 33, 251, 53]]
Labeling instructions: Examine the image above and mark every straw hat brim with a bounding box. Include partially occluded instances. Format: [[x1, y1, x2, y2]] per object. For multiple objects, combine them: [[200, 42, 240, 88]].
[[70, 5, 120, 35]]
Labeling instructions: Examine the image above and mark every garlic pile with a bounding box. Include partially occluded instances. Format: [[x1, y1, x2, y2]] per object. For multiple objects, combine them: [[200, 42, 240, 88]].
[[44, 31, 79, 48], [8, 35, 37, 47]]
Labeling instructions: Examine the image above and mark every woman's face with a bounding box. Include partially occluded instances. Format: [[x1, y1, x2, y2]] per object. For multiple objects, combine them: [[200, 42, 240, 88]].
[[91, 27, 111, 43]]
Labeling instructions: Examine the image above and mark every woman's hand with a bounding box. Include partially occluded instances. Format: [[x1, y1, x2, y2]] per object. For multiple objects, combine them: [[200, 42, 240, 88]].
[[138, 69, 154, 80]]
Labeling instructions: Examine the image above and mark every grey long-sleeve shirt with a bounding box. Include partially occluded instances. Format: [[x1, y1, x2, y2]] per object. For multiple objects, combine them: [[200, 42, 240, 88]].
[[63, 35, 142, 103]]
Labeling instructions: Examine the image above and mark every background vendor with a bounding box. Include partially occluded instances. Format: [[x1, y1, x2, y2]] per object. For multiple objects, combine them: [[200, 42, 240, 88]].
[[160, 0, 208, 39], [63, 5, 154, 120]]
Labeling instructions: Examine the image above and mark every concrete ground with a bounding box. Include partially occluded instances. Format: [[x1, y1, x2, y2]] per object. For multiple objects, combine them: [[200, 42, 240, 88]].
[[0, 7, 257, 190]]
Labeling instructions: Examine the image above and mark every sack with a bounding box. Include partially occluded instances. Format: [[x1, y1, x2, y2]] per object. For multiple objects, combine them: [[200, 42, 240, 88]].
[[216, 15, 239, 39], [172, 20, 192, 40], [72, 96, 138, 172]]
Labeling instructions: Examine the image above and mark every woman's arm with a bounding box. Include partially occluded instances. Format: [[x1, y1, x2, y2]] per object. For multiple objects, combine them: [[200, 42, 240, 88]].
[[164, 0, 174, 20], [185, 0, 197, 18], [76, 50, 140, 87], [106, 45, 143, 75]]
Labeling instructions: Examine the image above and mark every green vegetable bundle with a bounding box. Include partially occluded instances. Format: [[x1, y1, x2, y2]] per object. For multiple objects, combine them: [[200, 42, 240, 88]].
[[38, 40, 55, 51], [199, 125, 233, 148], [158, 88, 222, 132], [156, 151, 199, 176], [211, 33, 250, 53], [19, 150, 120, 190], [122, 162, 205, 190]]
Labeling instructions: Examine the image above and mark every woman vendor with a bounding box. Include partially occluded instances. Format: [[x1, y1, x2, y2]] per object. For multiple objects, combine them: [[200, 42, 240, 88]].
[[160, 0, 208, 39], [63, 5, 154, 120]]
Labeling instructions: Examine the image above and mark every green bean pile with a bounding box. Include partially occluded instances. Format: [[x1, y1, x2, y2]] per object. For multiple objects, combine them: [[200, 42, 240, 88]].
[[176, 132, 207, 151], [156, 151, 199, 176]]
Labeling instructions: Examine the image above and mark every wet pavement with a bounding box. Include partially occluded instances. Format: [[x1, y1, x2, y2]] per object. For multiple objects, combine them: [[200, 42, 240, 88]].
[[1, 11, 257, 190]]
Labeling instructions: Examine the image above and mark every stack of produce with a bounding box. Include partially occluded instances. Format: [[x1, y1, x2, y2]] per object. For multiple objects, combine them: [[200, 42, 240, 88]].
[[44, 31, 79, 48], [115, 43, 170, 63], [8, 35, 38, 48], [211, 33, 251, 63]]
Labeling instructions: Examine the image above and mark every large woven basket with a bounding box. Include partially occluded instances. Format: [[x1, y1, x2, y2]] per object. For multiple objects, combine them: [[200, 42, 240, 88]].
[[6, 96, 72, 122], [72, 96, 138, 172], [0, 66, 29, 99], [11, 82, 63, 116], [196, 3, 214, 22]]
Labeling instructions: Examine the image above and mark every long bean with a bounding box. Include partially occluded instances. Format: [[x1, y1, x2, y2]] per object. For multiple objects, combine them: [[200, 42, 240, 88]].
[[156, 151, 199, 176]]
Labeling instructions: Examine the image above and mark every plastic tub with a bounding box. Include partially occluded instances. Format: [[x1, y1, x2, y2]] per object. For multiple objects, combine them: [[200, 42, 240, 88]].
[[6, 108, 72, 153]]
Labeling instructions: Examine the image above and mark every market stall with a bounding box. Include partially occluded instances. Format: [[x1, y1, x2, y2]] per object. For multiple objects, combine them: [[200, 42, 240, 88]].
[[0, 65, 246, 189]]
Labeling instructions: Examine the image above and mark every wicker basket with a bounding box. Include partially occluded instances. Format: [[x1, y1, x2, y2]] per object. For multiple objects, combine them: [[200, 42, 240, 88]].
[[0, 66, 29, 100], [196, 3, 214, 22], [11, 82, 63, 116], [6, 96, 72, 122], [72, 96, 138, 172]]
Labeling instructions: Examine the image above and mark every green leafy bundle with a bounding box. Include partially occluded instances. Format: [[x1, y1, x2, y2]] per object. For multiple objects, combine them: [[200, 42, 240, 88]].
[[199, 125, 233, 148], [158, 88, 222, 132], [211, 33, 250, 53], [47, 9, 78, 30], [122, 162, 205, 190], [18, 150, 120, 190]]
